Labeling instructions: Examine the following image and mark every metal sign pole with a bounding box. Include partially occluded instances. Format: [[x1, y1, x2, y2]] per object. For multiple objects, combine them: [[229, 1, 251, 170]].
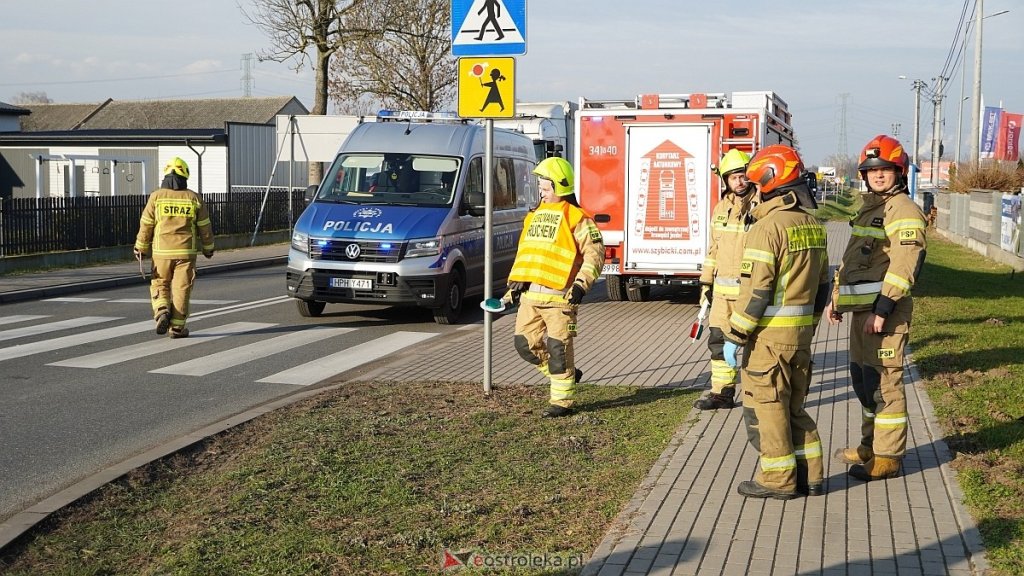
[[483, 119, 494, 395]]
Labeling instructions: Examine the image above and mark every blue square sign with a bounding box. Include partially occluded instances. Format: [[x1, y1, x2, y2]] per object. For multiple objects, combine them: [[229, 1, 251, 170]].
[[451, 0, 526, 56]]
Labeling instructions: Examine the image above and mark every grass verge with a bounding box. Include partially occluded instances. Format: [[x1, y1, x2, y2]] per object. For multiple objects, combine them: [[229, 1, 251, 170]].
[[811, 189, 862, 221], [0, 382, 697, 575], [913, 234, 1024, 575]]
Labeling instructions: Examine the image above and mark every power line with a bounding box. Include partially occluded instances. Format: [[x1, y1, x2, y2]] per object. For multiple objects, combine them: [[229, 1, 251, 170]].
[[0, 69, 236, 88]]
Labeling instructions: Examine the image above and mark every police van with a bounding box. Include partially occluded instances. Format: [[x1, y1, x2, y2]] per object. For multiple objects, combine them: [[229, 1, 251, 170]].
[[286, 111, 539, 324]]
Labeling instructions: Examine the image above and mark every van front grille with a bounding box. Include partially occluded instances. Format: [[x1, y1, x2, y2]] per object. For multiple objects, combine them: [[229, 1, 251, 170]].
[[309, 239, 403, 263]]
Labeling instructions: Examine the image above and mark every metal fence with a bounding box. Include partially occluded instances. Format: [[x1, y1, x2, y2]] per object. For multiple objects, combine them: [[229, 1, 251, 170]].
[[0, 187, 304, 257]]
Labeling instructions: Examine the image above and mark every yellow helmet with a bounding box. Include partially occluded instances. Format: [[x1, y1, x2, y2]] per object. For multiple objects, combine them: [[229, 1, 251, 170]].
[[714, 149, 751, 178], [533, 157, 574, 196], [163, 157, 190, 180]]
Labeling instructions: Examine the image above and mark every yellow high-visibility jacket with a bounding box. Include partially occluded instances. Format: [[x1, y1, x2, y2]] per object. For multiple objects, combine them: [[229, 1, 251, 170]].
[[134, 188, 214, 259], [833, 189, 926, 315], [729, 191, 831, 350]]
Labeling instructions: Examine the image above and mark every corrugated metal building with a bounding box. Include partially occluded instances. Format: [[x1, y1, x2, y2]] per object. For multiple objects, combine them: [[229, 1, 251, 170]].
[[0, 96, 310, 199]]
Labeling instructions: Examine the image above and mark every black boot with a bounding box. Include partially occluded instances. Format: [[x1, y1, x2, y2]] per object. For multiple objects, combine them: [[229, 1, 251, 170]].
[[694, 389, 735, 410], [575, 368, 583, 383], [737, 480, 799, 500], [542, 404, 574, 418]]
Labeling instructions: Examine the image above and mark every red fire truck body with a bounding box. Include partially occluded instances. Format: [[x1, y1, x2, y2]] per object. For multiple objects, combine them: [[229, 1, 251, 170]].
[[574, 91, 796, 301]]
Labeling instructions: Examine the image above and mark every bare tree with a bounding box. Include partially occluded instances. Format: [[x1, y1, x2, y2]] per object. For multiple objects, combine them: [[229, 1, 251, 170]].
[[10, 91, 53, 104], [240, 0, 366, 184], [329, 0, 456, 113]]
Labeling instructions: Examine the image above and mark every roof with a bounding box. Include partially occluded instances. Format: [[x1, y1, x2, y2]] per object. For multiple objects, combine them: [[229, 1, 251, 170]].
[[19, 96, 308, 132], [0, 101, 34, 117]]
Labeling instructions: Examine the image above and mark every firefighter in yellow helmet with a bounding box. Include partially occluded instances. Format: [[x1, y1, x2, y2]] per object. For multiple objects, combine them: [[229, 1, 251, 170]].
[[694, 148, 754, 410], [134, 157, 215, 338], [725, 144, 830, 499], [505, 157, 605, 417], [825, 135, 927, 481]]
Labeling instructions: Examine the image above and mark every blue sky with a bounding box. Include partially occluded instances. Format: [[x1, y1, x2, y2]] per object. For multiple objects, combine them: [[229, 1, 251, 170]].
[[2, 0, 1020, 166]]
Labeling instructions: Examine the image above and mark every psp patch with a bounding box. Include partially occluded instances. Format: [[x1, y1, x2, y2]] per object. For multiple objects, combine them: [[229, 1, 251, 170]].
[[567, 322, 578, 336], [739, 261, 753, 277], [899, 229, 919, 245], [877, 348, 896, 360]]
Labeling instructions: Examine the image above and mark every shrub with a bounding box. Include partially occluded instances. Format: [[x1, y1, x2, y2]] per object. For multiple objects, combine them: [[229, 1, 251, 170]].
[[949, 160, 1024, 193]]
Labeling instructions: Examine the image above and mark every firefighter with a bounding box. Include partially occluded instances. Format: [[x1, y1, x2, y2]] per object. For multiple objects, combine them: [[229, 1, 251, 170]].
[[825, 135, 927, 481], [694, 149, 754, 410], [134, 157, 215, 338], [724, 144, 830, 499], [505, 157, 605, 418]]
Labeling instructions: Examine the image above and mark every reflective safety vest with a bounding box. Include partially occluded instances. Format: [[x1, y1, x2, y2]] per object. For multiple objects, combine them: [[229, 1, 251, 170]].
[[509, 202, 586, 290]]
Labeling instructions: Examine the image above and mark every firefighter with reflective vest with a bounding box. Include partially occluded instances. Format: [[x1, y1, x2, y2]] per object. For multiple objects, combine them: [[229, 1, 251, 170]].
[[825, 135, 927, 481], [505, 157, 605, 418], [695, 149, 754, 410], [724, 144, 830, 499], [134, 157, 215, 338]]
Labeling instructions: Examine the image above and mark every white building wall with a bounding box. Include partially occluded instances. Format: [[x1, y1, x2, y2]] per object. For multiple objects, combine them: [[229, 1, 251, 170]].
[[159, 145, 227, 195]]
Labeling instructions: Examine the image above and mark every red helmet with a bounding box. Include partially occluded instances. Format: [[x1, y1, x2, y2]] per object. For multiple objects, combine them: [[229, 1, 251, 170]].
[[858, 135, 909, 174], [745, 144, 805, 194]]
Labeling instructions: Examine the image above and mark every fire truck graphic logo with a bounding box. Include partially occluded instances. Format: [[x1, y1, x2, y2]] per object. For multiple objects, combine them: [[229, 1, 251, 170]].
[[637, 140, 695, 241]]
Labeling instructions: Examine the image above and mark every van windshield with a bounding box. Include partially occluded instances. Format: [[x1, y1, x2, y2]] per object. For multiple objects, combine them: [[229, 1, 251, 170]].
[[316, 153, 460, 207]]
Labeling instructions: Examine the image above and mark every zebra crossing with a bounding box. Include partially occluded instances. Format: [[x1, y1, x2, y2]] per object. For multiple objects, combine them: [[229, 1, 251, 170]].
[[0, 300, 442, 386]]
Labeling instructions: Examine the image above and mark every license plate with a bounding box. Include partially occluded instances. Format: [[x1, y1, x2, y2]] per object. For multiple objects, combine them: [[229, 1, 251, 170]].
[[601, 263, 620, 275], [330, 278, 372, 289]]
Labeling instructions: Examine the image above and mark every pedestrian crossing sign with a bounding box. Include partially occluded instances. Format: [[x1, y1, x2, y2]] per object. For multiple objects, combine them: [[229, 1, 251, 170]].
[[457, 58, 515, 119], [451, 0, 526, 56]]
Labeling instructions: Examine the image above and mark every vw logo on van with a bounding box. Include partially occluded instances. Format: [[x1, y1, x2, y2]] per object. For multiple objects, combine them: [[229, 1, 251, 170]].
[[353, 207, 382, 219], [345, 243, 361, 260]]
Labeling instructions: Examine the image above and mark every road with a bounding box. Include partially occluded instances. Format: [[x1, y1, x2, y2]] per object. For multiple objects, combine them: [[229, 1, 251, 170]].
[[0, 264, 470, 522]]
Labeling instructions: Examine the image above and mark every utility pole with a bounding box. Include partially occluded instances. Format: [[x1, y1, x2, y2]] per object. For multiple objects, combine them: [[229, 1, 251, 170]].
[[931, 76, 946, 186], [891, 122, 901, 137], [969, 0, 984, 166], [911, 79, 926, 167]]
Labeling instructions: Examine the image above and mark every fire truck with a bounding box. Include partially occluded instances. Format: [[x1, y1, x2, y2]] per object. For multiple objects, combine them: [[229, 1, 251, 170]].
[[574, 91, 796, 301]]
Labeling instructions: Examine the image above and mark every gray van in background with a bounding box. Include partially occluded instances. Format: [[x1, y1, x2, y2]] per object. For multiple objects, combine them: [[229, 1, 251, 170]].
[[286, 111, 539, 324]]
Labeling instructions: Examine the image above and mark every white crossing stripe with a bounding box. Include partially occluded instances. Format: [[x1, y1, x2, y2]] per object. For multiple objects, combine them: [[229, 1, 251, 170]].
[[43, 297, 107, 302], [0, 315, 50, 326], [257, 331, 438, 386], [48, 322, 276, 369], [0, 320, 155, 362], [151, 326, 356, 376], [108, 298, 239, 305], [0, 316, 122, 343]]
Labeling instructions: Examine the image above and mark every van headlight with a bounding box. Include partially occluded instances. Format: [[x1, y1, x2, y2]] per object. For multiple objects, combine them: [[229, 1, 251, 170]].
[[405, 237, 441, 258], [291, 231, 309, 253]]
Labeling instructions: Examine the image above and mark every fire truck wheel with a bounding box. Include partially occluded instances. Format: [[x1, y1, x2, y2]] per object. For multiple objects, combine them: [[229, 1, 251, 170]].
[[606, 275, 627, 301], [626, 284, 650, 302], [296, 299, 326, 317]]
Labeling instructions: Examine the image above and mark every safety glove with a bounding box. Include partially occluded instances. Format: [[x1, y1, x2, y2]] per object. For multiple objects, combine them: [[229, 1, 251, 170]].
[[507, 281, 529, 305], [567, 282, 586, 305], [723, 340, 741, 369], [699, 283, 713, 307]]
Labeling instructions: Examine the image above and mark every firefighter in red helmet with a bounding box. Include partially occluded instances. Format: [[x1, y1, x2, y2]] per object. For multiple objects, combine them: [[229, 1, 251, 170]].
[[725, 144, 830, 499], [825, 134, 927, 481]]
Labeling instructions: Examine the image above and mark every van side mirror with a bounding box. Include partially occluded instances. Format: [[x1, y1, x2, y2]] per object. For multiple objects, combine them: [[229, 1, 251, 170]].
[[463, 189, 486, 217], [304, 184, 319, 205]]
